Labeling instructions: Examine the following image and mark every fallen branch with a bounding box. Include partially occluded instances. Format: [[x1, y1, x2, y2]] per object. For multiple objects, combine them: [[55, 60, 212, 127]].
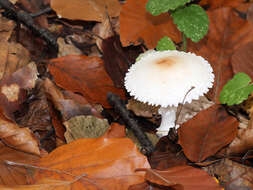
[[0, 0, 58, 50], [107, 92, 154, 155]]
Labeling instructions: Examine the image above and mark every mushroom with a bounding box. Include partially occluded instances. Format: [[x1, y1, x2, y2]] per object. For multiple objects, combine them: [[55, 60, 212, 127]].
[[124, 50, 214, 137]]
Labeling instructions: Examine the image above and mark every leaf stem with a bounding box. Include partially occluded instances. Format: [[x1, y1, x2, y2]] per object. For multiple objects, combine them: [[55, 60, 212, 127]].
[[182, 33, 187, 52]]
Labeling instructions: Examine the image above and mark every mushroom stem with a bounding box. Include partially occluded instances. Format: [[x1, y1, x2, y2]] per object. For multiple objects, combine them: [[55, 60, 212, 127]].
[[157, 106, 179, 137]]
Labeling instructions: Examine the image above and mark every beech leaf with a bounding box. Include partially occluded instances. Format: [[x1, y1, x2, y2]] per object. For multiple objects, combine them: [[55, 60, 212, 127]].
[[172, 4, 209, 42], [48, 55, 125, 108], [178, 104, 238, 162], [33, 137, 150, 190], [146, 0, 191, 16], [219, 72, 253, 106]]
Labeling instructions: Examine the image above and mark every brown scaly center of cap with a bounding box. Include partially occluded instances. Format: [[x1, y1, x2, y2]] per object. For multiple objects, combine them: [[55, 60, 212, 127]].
[[155, 56, 178, 68]]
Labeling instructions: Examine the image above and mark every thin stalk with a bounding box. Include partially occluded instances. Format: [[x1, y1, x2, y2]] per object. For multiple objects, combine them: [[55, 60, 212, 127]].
[[182, 33, 187, 52]]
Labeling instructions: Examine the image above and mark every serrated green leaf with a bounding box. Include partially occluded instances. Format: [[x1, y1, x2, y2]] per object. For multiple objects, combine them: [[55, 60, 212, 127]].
[[156, 36, 176, 51], [146, 0, 191, 16], [171, 4, 209, 42], [219, 73, 253, 106]]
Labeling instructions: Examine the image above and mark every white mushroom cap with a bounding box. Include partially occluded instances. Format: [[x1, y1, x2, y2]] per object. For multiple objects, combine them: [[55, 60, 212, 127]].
[[124, 50, 214, 107]]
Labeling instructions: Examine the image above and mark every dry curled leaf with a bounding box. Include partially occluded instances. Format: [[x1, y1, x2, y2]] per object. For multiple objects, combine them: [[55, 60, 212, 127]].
[[48, 55, 125, 108], [51, 0, 121, 22], [0, 114, 40, 155], [119, 0, 181, 48], [206, 159, 253, 189], [178, 104, 238, 162], [0, 63, 38, 120]]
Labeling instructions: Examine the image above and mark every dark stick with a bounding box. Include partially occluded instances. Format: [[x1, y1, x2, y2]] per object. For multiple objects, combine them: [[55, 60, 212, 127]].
[[107, 92, 154, 155], [0, 0, 58, 50]]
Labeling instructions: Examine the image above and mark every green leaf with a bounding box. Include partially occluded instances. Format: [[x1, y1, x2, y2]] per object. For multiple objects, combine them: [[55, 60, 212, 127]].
[[171, 4, 209, 42], [146, 0, 191, 16], [219, 73, 253, 106], [156, 36, 176, 51]]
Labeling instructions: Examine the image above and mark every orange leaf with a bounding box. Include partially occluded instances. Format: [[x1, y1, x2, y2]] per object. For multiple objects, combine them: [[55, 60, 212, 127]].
[[32, 137, 149, 190], [0, 114, 40, 155], [0, 141, 39, 186], [188, 7, 253, 103], [178, 104, 238, 162], [143, 166, 222, 190], [119, 0, 181, 49], [51, 0, 121, 22], [48, 55, 125, 108]]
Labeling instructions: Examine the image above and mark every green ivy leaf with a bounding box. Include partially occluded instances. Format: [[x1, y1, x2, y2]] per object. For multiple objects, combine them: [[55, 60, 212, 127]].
[[146, 0, 191, 16], [171, 4, 209, 42], [156, 36, 176, 51], [219, 73, 253, 106]]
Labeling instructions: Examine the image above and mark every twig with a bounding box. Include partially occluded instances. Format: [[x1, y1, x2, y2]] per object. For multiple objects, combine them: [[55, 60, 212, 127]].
[[0, 0, 58, 50], [107, 92, 154, 155]]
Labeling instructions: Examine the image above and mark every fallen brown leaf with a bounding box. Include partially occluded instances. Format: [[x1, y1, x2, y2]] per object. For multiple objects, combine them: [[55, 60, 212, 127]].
[[119, 0, 181, 49], [149, 137, 187, 170], [48, 55, 125, 108], [178, 104, 238, 162], [189, 7, 253, 103], [31, 137, 149, 190], [50, 0, 121, 22]]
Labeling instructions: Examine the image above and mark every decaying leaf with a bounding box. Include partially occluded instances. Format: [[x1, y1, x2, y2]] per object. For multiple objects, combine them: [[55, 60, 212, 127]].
[[0, 141, 39, 186], [48, 55, 125, 108], [57, 37, 82, 57], [142, 166, 222, 190], [119, 0, 181, 48], [32, 137, 149, 190], [64, 115, 110, 143], [227, 114, 253, 154], [188, 7, 253, 103], [206, 159, 253, 189], [44, 78, 99, 121], [0, 63, 38, 119], [127, 99, 158, 118], [50, 0, 121, 22], [178, 104, 238, 162], [0, 114, 40, 155]]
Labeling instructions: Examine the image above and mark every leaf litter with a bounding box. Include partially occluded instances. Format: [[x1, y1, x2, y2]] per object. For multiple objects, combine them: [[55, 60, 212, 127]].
[[0, 0, 252, 189]]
